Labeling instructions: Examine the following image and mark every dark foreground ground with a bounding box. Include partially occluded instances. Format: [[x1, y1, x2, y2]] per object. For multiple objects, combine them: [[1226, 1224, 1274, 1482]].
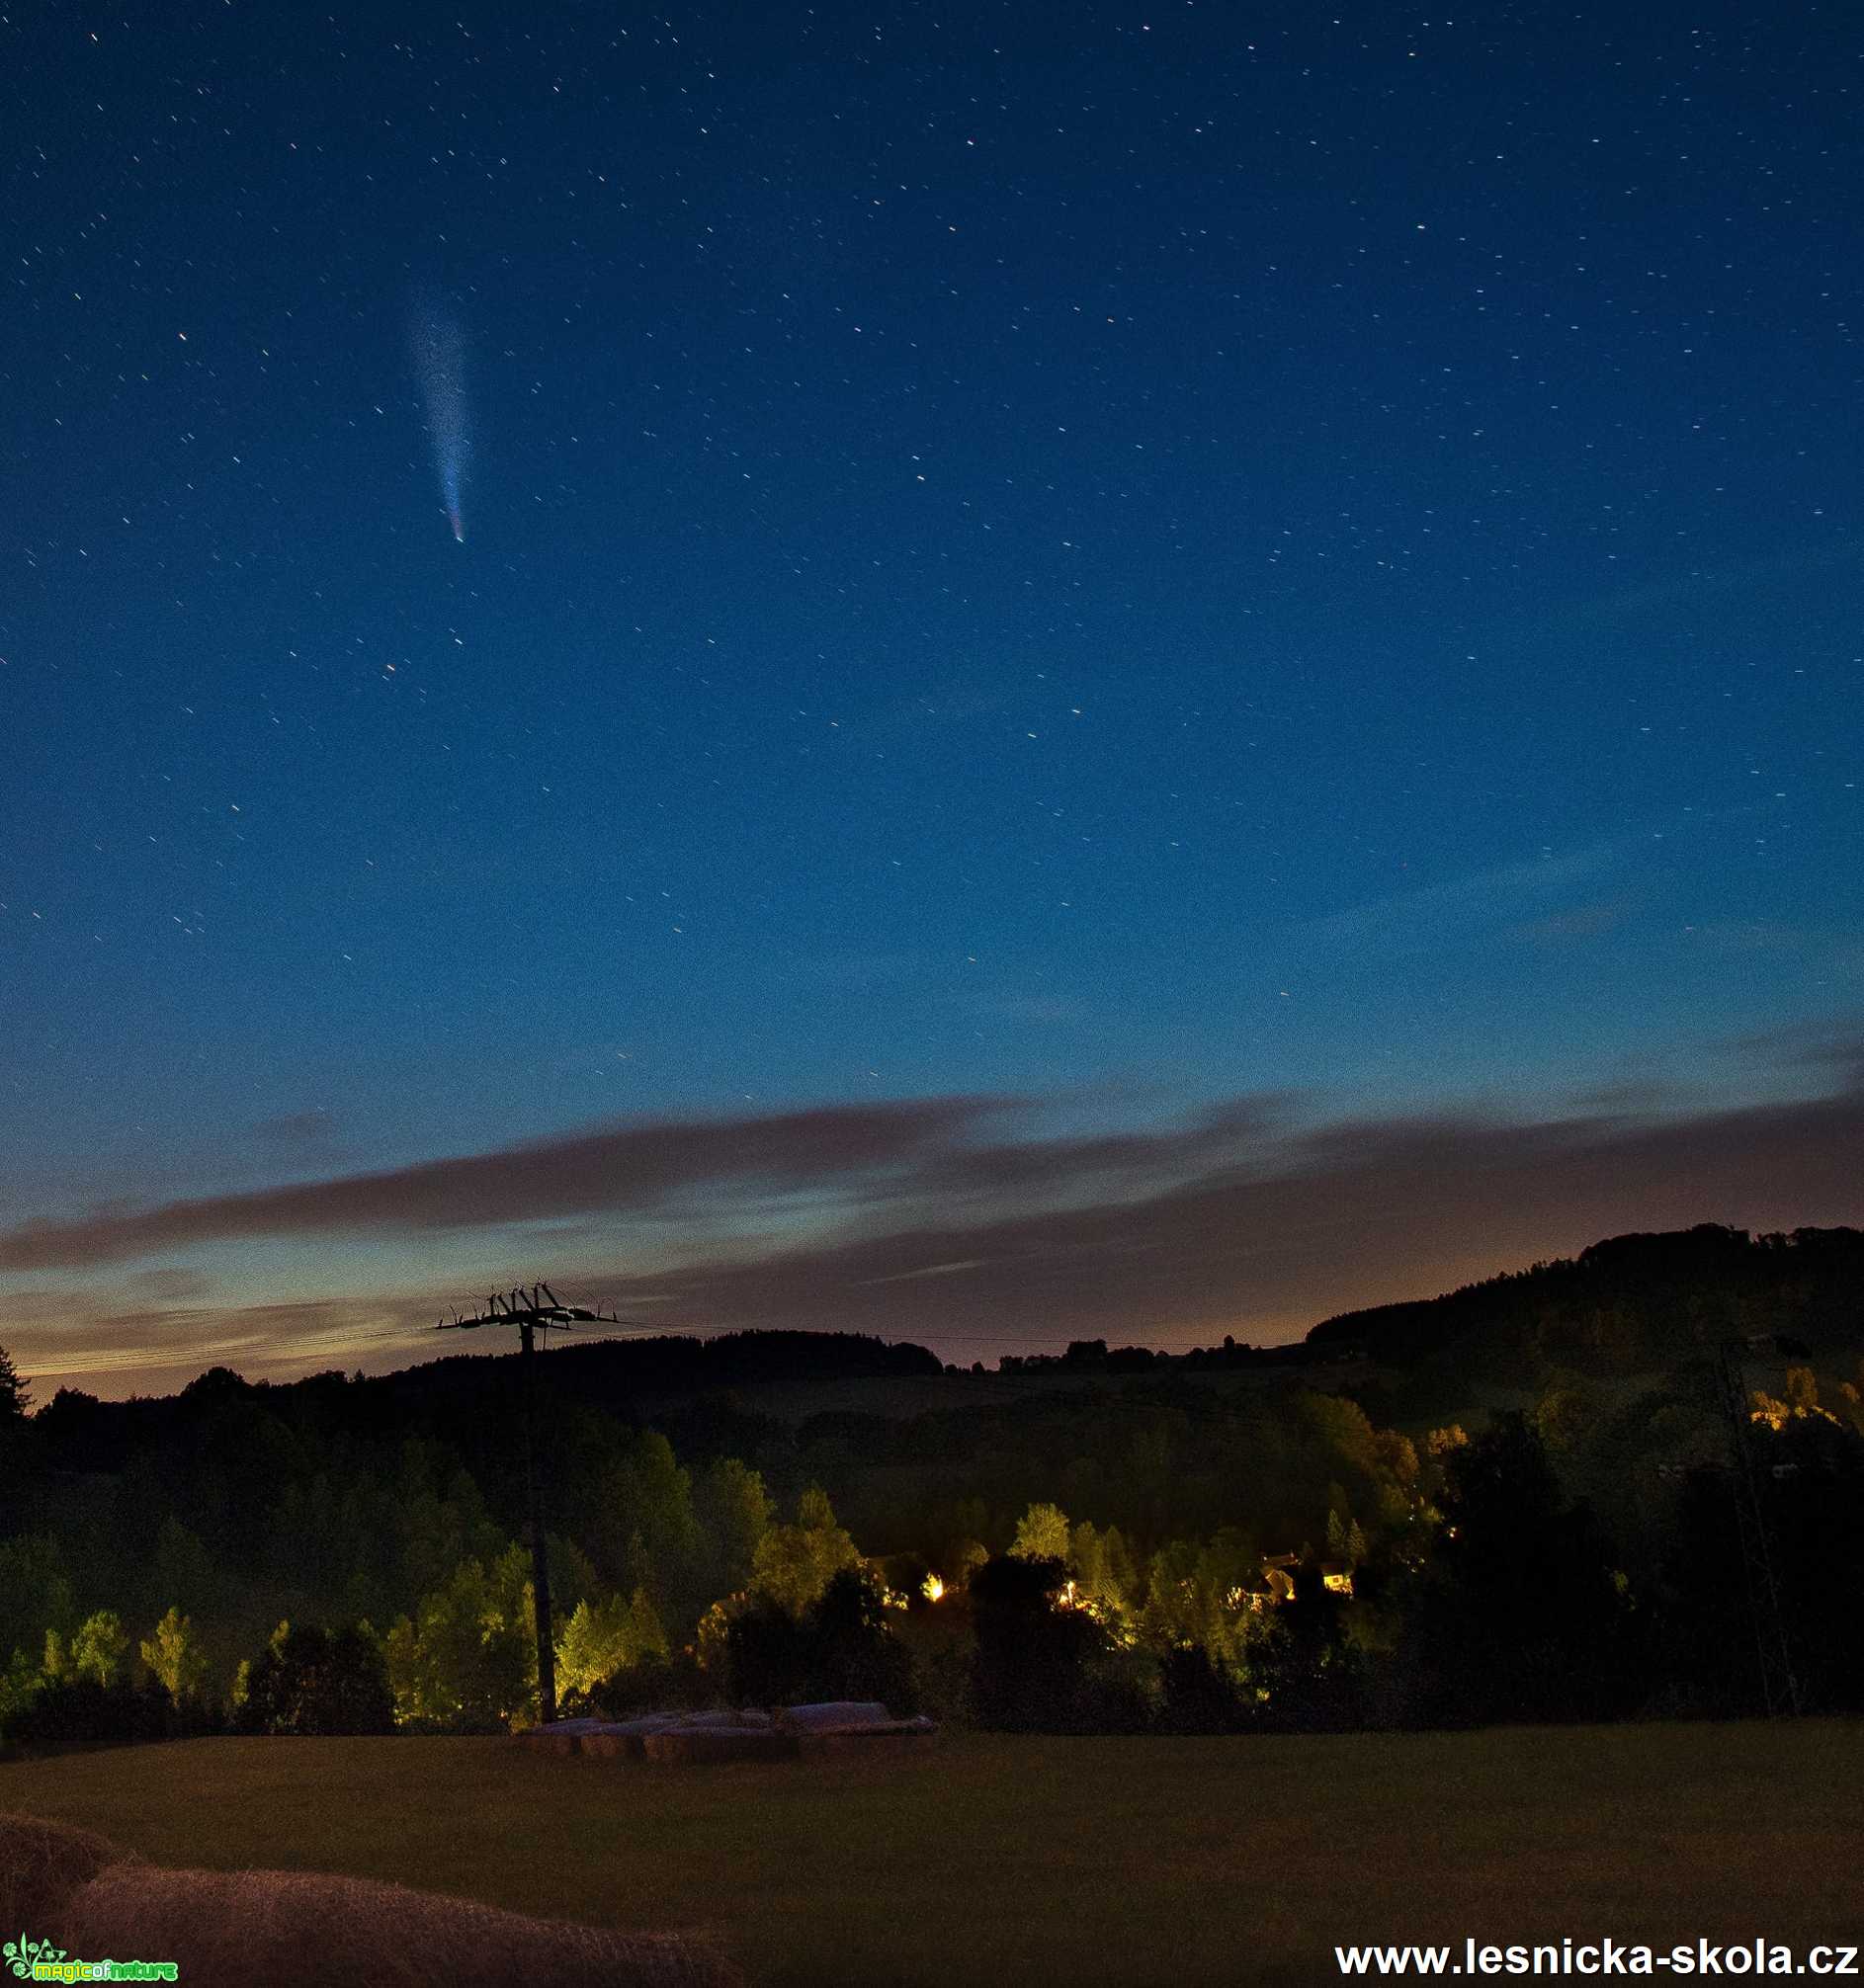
[[2, 1721, 1859, 1984]]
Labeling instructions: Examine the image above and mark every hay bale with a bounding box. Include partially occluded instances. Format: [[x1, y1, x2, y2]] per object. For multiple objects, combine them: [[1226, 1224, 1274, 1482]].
[[60, 1864, 743, 1988], [516, 1727, 580, 1757], [527, 1708, 782, 1763], [776, 1703, 938, 1753], [581, 1714, 686, 1758], [776, 1701, 891, 1733], [0, 1811, 136, 1930]]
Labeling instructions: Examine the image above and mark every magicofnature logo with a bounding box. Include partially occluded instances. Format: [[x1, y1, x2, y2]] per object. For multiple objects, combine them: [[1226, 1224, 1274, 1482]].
[[4, 1934, 176, 1982]]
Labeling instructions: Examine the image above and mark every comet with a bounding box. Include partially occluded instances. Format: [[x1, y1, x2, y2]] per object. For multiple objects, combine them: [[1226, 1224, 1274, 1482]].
[[410, 300, 470, 543]]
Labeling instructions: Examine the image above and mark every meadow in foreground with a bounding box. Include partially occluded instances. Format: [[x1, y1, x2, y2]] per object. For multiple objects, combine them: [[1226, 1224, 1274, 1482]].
[[2, 1721, 1860, 1985]]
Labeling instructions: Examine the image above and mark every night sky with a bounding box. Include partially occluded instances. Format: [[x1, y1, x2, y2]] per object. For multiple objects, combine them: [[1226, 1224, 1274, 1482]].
[[5, 2, 1861, 1398]]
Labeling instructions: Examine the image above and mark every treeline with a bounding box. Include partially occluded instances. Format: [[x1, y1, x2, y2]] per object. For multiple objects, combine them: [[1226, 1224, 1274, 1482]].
[[876, 1356, 1864, 1735], [0, 1318, 1861, 1748], [1306, 1224, 1864, 1379]]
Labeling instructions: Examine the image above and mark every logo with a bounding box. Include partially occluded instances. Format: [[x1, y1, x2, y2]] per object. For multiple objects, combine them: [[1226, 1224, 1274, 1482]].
[[4, 1937, 177, 1983]]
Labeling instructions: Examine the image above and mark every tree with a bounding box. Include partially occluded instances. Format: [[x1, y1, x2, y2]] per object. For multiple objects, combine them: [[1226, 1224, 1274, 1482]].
[[1325, 1507, 1368, 1567], [139, 1608, 211, 1703], [942, 1537, 989, 1590], [720, 1597, 809, 1708], [1406, 1415, 1635, 1726], [1009, 1502, 1071, 1563], [1532, 1372, 1600, 1458], [0, 1647, 42, 1735], [148, 1517, 222, 1624], [802, 1567, 914, 1708], [596, 1430, 705, 1606], [233, 1620, 393, 1735], [1070, 1522, 1138, 1621], [723, 1567, 914, 1711], [1749, 1367, 1840, 1433], [0, 1342, 28, 1421], [1247, 1562, 1365, 1732], [391, 1442, 505, 1606], [694, 1455, 773, 1598], [1837, 1363, 1863, 1438], [554, 1588, 667, 1700], [748, 1487, 861, 1616], [382, 1549, 536, 1728], [1137, 1529, 1256, 1664], [0, 1537, 75, 1663], [969, 1554, 1116, 1733], [47, 1611, 128, 1688]]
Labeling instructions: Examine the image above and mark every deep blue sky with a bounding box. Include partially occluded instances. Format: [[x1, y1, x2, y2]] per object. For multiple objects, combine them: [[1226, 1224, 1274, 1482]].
[[4, 1, 1860, 1396]]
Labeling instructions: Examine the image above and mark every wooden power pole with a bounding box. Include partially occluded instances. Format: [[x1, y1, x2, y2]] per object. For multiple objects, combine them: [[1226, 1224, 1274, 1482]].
[[437, 1283, 624, 1725]]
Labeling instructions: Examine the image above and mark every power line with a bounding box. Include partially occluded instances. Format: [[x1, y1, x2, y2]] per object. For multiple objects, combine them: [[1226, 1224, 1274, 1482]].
[[435, 1282, 645, 1724]]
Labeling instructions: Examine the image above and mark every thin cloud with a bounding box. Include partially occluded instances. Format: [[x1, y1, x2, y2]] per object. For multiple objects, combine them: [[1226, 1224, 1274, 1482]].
[[1721, 1016, 1864, 1085], [7, 1063, 1863, 1387], [857, 1258, 992, 1286], [0, 1097, 1017, 1271], [583, 1082, 1864, 1351], [1296, 846, 1617, 958]]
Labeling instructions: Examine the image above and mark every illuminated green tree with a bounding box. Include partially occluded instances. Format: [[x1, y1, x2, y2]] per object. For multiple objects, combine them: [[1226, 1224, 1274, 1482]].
[[694, 1455, 773, 1597], [1070, 1521, 1138, 1619], [554, 1588, 668, 1699], [1010, 1502, 1071, 1562], [748, 1487, 861, 1615], [47, 1610, 127, 1687], [1138, 1529, 1257, 1664], [382, 1549, 537, 1728], [139, 1607, 211, 1702]]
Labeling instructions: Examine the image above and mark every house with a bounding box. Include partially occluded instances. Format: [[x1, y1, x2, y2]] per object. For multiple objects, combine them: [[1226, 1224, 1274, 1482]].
[[1261, 1553, 1300, 1605], [1242, 1552, 1355, 1606]]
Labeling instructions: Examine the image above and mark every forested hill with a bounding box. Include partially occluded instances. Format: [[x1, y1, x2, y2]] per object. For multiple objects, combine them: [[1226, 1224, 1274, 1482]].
[[407, 1327, 941, 1404], [1304, 1224, 1864, 1374], [30, 1329, 941, 1463]]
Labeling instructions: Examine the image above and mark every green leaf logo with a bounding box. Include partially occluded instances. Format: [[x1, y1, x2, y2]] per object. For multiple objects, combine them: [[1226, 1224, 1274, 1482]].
[[5, 1934, 68, 1978]]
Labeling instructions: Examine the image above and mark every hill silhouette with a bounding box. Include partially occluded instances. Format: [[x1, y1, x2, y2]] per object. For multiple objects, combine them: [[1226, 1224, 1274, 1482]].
[[23, 1228, 1864, 1457], [1304, 1223, 1864, 1378], [28, 1329, 941, 1468]]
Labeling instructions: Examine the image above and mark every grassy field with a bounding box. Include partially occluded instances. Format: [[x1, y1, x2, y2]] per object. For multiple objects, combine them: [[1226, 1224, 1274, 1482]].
[[2, 1722, 1860, 1985]]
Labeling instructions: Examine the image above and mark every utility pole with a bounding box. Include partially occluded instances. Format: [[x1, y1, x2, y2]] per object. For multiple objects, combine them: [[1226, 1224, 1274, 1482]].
[[438, 1283, 625, 1724]]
